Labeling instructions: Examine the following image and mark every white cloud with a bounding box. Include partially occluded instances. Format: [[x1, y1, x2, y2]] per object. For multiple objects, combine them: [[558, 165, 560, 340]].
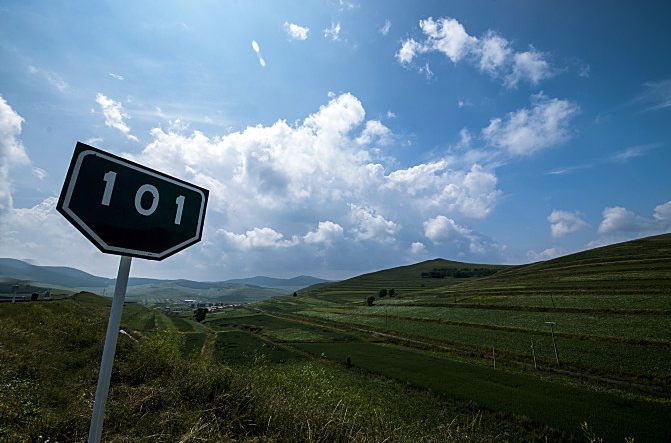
[[478, 32, 511, 74], [221, 227, 298, 250], [95, 93, 139, 142], [84, 137, 103, 146], [419, 17, 477, 63], [27, 65, 69, 92], [379, 19, 391, 36], [108, 72, 125, 81], [548, 210, 589, 238], [527, 247, 564, 261], [386, 163, 500, 219], [396, 39, 425, 64], [324, 22, 341, 41], [349, 204, 398, 242], [304, 221, 344, 246], [410, 241, 426, 254], [481, 93, 579, 156], [396, 16, 553, 87], [424, 215, 470, 243], [284, 22, 310, 40], [654, 201, 671, 221], [611, 143, 659, 163], [3, 92, 506, 279], [635, 79, 671, 112], [251, 40, 266, 67], [505, 49, 552, 87], [588, 201, 671, 247], [0, 96, 30, 213], [356, 120, 392, 146], [423, 215, 498, 255], [0, 197, 119, 276]]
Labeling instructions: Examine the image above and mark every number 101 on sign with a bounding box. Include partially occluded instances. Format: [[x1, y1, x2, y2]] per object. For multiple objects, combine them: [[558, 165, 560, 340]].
[[57, 142, 208, 260]]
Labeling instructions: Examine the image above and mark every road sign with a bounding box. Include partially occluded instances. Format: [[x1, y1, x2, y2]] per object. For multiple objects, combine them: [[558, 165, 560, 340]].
[[57, 142, 208, 260], [56, 141, 209, 443]]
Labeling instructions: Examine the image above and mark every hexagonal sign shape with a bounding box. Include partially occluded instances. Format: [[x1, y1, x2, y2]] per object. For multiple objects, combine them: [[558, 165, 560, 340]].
[[57, 142, 208, 260]]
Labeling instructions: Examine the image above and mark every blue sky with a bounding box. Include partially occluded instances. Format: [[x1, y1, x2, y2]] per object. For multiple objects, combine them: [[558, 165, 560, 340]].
[[1, 0, 670, 280]]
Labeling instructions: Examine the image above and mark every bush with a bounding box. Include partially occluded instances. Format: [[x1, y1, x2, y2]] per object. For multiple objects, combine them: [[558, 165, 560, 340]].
[[366, 296, 376, 306], [193, 307, 207, 322]]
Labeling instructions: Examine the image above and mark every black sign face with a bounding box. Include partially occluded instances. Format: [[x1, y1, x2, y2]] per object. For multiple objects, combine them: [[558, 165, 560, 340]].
[[57, 142, 208, 260]]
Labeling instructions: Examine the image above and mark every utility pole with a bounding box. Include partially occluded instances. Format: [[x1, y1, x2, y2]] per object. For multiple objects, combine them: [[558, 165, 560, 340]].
[[492, 345, 496, 369], [12, 284, 18, 303], [545, 321, 559, 366], [530, 337, 537, 369]]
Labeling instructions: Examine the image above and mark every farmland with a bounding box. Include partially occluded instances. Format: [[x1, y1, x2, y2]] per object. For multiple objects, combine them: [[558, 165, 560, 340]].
[[1, 233, 670, 441]]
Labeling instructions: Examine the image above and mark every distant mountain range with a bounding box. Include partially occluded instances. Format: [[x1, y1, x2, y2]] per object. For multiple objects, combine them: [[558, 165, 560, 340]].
[[0, 258, 330, 303]]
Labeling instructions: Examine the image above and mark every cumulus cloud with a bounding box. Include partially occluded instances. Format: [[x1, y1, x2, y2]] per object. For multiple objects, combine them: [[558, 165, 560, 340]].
[[349, 204, 399, 242], [95, 93, 139, 142], [221, 227, 298, 250], [396, 39, 425, 64], [597, 202, 671, 237], [324, 22, 341, 41], [379, 19, 391, 36], [410, 241, 426, 254], [3, 92, 505, 279], [284, 22, 310, 40], [397, 16, 553, 87], [481, 93, 579, 156], [548, 210, 589, 238], [586, 200, 671, 248], [304, 221, 344, 246], [108, 72, 124, 81], [423, 215, 500, 256], [0, 97, 31, 213]]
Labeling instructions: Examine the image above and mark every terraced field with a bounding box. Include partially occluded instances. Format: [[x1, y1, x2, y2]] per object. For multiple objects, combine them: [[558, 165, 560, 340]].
[[211, 233, 671, 441]]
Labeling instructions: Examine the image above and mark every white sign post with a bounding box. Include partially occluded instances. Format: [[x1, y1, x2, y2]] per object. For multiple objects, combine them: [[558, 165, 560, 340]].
[[56, 142, 209, 442], [88, 255, 132, 442]]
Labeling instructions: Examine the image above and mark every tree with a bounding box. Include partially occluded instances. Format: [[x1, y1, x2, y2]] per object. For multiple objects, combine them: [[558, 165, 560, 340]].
[[378, 288, 388, 298], [366, 296, 376, 306], [293, 292, 298, 297], [388, 289, 395, 297], [193, 307, 208, 322], [31, 292, 39, 301]]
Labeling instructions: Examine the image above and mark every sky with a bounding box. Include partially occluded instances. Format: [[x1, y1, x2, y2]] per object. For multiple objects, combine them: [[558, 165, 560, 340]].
[[0, 0, 670, 280]]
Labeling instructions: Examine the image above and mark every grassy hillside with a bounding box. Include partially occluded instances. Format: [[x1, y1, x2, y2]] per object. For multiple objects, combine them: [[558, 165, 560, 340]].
[[297, 258, 507, 303], [243, 234, 671, 441]]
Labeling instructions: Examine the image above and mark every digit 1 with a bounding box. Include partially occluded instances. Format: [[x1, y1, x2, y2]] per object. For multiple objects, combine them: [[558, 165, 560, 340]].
[[174, 195, 185, 225], [101, 171, 117, 206]]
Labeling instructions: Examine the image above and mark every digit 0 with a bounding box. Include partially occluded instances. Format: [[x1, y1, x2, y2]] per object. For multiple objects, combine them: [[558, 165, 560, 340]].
[[135, 184, 159, 216]]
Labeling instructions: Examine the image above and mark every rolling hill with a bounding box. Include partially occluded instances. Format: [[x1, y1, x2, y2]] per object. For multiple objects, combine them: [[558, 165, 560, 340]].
[[0, 258, 330, 303]]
